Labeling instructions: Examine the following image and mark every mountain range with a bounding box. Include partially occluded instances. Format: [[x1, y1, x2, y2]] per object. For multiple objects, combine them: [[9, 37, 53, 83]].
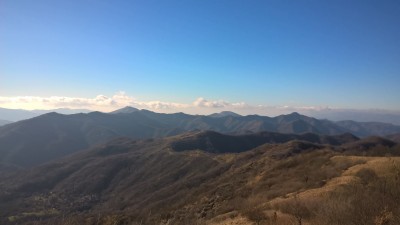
[[1, 107, 400, 168]]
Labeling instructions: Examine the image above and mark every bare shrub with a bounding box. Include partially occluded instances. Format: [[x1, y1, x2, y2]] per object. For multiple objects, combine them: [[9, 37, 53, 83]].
[[374, 207, 393, 225], [243, 207, 268, 225], [279, 196, 312, 225], [355, 168, 378, 184]]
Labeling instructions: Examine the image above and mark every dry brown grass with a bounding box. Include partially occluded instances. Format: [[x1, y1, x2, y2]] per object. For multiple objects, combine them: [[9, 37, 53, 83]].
[[2, 139, 400, 225], [265, 156, 400, 225]]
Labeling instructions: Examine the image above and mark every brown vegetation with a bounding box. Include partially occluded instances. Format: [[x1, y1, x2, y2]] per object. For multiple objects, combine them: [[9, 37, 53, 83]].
[[0, 131, 399, 225]]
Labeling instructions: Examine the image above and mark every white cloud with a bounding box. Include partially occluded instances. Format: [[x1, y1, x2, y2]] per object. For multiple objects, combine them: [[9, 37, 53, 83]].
[[1, 92, 400, 124], [0, 92, 352, 114], [192, 97, 248, 109], [0, 92, 191, 112], [134, 100, 189, 110], [193, 97, 228, 108]]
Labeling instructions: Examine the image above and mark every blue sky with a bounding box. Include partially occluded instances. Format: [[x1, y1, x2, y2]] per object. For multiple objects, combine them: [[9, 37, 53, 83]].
[[1, 0, 400, 111]]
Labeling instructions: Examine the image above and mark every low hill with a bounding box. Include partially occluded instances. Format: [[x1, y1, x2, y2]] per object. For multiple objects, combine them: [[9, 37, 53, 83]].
[[386, 133, 400, 143], [170, 131, 358, 153]]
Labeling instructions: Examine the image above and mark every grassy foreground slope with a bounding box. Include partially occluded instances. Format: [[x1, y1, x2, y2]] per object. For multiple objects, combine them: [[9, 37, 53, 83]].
[[0, 131, 399, 225]]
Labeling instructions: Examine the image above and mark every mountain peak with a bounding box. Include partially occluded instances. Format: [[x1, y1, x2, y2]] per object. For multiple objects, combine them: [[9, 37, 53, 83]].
[[288, 112, 301, 117], [280, 112, 307, 120], [110, 106, 139, 114], [209, 111, 241, 118], [274, 112, 306, 123]]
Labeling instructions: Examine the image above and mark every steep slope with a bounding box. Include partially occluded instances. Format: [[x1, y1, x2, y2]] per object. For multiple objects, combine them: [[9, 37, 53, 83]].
[[0, 113, 89, 168], [0, 132, 398, 225], [0, 111, 179, 167]]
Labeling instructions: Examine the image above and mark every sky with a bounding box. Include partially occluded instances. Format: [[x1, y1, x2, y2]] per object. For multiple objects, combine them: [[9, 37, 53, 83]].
[[1, 0, 400, 115]]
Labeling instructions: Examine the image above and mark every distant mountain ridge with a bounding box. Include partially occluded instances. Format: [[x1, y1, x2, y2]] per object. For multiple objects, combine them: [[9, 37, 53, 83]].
[[0, 119, 12, 127], [0, 107, 91, 122], [336, 120, 400, 137], [0, 108, 400, 168]]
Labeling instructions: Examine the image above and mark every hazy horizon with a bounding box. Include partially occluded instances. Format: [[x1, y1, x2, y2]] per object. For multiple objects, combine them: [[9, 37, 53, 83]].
[[2, 102, 400, 125]]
